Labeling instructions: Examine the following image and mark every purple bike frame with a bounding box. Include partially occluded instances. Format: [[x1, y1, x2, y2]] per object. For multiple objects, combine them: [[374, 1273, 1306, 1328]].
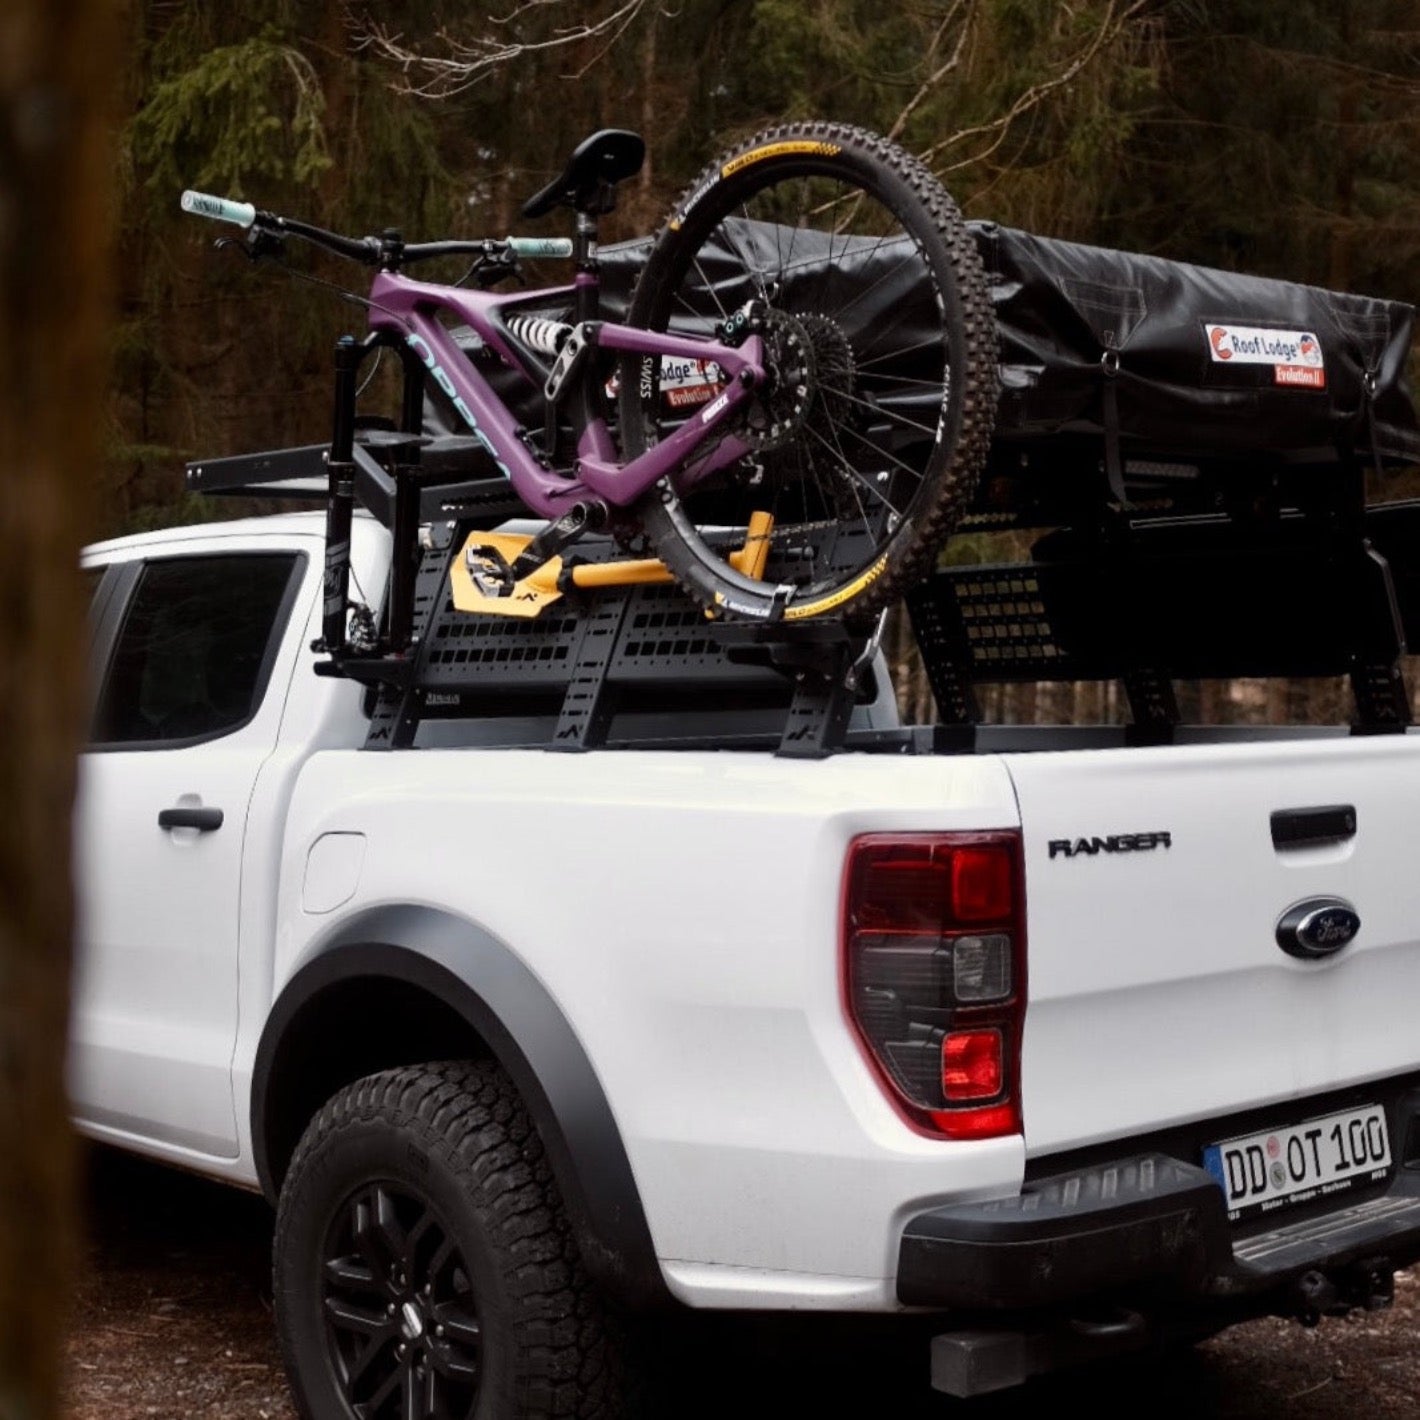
[[367, 272, 764, 517]]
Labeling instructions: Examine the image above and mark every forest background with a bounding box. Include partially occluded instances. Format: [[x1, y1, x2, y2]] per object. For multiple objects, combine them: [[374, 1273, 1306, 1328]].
[[113, 0, 1420, 725]]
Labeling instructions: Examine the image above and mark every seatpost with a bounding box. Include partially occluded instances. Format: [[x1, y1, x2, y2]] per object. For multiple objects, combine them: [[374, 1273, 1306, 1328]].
[[573, 211, 599, 322], [321, 334, 362, 654]]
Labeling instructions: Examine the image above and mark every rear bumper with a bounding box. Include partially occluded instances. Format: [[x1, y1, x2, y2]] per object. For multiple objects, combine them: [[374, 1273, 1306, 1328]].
[[899, 1088, 1420, 1310]]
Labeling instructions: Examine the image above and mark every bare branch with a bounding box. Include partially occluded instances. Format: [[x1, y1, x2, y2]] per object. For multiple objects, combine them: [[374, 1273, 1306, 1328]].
[[886, 0, 976, 145], [917, 0, 1151, 175], [351, 0, 653, 99]]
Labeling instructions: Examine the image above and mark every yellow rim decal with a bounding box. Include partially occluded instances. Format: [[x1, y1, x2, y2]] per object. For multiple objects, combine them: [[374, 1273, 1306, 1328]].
[[721, 141, 841, 179], [781, 557, 887, 621]]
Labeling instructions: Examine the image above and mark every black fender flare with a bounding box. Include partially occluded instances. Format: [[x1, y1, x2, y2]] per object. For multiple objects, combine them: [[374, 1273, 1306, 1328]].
[[252, 903, 669, 1309]]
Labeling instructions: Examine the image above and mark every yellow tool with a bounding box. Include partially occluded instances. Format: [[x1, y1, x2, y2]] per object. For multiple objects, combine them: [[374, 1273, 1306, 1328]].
[[450, 511, 775, 619]]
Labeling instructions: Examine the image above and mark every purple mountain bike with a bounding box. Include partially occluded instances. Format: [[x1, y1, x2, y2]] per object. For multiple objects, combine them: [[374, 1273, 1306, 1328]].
[[183, 120, 997, 642]]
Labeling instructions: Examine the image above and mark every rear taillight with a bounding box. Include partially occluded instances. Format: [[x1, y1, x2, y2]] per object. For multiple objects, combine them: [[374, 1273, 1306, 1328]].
[[842, 832, 1025, 1140]]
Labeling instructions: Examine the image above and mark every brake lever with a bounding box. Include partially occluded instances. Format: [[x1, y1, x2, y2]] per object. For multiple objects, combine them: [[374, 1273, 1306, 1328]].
[[458, 251, 525, 290], [215, 228, 286, 263]]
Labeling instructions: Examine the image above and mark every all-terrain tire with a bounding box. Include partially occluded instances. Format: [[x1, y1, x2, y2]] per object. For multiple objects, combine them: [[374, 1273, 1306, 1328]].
[[273, 1060, 624, 1419]]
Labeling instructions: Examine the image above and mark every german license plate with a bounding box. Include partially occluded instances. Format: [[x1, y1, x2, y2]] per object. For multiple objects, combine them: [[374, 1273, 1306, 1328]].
[[1203, 1104, 1391, 1223]]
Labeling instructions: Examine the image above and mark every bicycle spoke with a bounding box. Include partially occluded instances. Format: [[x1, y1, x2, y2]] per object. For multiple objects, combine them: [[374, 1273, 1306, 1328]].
[[816, 435, 877, 543], [730, 208, 772, 304], [812, 180, 843, 315], [856, 369, 951, 391], [803, 423, 907, 519], [817, 384, 941, 440], [773, 180, 805, 293], [829, 251, 923, 327], [814, 403, 890, 542], [672, 289, 715, 329], [856, 335, 947, 369], [691, 254, 729, 322]]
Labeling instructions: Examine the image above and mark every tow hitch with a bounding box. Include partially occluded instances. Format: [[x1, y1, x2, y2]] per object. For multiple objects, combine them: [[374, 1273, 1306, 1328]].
[[1288, 1258, 1395, 1326], [930, 1308, 1148, 1398]]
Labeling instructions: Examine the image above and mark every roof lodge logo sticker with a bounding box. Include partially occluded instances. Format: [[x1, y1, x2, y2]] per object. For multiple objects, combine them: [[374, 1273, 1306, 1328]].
[[1205, 322, 1326, 389]]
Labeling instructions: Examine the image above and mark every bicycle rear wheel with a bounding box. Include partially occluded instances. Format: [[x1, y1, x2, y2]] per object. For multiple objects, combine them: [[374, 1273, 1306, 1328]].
[[618, 121, 998, 623]]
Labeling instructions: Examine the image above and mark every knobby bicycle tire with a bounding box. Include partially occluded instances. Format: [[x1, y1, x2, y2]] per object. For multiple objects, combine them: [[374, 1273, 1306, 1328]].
[[619, 120, 999, 623]]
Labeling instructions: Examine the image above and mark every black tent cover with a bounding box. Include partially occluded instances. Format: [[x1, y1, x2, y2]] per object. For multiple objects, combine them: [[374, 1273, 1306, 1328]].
[[448, 219, 1420, 470]]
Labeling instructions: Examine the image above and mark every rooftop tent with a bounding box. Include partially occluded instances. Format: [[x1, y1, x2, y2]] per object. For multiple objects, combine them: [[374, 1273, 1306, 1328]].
[[430, 220, 1420, 482]]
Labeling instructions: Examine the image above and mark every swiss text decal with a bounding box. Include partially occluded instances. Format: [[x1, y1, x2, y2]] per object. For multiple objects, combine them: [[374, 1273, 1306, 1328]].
[[1205, 323, 1326, 389]]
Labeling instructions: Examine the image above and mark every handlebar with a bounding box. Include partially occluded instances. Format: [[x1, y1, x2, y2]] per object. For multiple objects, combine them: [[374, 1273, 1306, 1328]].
[[180, 188, 574, 267]]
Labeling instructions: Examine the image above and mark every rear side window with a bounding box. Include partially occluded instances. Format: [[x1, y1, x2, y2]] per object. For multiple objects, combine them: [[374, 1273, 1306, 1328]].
[[92, 553, 300, 747]]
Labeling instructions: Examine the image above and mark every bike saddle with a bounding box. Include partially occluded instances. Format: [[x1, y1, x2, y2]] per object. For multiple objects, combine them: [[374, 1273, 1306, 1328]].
[[521, 129, 646, 219]]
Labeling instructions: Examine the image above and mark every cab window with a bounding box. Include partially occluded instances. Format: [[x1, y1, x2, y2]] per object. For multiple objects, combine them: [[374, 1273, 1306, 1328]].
[[91, 553, 299, 747]]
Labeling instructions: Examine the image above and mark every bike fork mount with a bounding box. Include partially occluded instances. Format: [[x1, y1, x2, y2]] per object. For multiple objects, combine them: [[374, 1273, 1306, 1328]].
[[318, 330, 435, 671]]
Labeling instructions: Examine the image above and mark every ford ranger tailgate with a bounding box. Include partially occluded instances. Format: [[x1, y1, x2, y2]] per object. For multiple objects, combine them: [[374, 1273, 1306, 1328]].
[[1004, 734, 1420, 1158]]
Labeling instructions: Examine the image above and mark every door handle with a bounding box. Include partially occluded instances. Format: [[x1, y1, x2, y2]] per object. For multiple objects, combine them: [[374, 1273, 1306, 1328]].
[[158, 806, 224, 832], [1271, 805, 1356, 850]]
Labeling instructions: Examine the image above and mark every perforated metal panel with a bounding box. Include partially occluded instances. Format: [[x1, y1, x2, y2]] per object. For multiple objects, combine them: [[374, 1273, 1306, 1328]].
[[423, 605, 589, 689], [364, 530, 861, 751], [415, 550, 787, 697], [940, 568, 1063, 676]]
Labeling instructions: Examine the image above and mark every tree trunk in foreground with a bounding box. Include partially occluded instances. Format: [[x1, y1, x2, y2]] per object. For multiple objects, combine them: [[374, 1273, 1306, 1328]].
[[0, 3, 118, 1417]]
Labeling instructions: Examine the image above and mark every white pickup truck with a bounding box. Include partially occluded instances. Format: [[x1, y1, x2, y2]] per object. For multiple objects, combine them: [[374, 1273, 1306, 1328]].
[[74, 504, 1420, 1417]]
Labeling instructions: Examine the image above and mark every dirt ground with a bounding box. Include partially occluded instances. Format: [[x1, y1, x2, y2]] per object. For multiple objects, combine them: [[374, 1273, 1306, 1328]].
[[63, 1144, 1420, 1419]]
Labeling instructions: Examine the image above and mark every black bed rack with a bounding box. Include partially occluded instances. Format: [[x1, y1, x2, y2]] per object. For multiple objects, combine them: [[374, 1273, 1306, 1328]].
[[187, 432, 1418, 756], [186, 434, 531, 528], [186, 432, 898, 758]]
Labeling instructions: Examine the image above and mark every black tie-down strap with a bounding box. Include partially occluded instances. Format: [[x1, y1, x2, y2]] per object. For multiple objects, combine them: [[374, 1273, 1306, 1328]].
[[1100, 343, 1129, 507], [1348, 540, 1412, 733]]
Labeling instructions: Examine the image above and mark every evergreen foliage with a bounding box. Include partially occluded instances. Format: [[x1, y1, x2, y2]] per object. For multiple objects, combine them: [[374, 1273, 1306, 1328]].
[[132, 33, 330, 197]]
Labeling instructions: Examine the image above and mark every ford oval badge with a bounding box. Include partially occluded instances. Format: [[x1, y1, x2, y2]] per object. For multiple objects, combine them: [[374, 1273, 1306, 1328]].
[[1276, 898, 1361, 960]]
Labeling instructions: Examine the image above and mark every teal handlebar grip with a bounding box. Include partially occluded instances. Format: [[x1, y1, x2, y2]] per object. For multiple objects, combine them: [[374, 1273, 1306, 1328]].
[[506, 237, 574, 259], [180, 190, 257, 228]]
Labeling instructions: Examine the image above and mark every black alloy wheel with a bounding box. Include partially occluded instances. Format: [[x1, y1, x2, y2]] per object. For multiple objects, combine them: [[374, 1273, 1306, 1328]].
[[322, 1181, 482, 1418]]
